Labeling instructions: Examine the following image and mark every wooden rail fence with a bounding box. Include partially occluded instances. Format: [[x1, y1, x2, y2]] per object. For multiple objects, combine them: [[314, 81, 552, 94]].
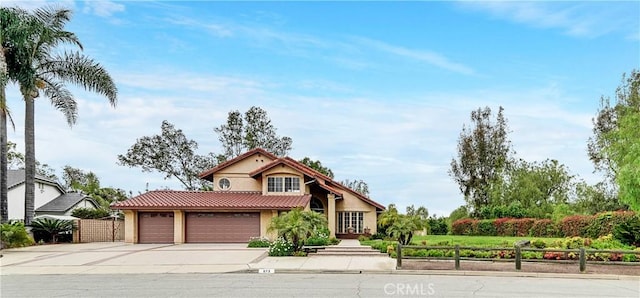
[[396, 244, 639, 272]]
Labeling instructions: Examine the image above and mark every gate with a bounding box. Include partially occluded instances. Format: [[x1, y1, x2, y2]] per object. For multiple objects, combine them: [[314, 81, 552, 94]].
[[74, 218, 124, 243]]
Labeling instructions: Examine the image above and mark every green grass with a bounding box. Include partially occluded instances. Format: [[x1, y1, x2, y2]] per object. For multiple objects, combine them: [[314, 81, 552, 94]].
[[410, 235, 565, 247]]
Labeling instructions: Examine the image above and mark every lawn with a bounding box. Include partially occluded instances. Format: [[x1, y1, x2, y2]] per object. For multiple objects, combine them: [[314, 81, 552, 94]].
[[412, 235, 565, 247]]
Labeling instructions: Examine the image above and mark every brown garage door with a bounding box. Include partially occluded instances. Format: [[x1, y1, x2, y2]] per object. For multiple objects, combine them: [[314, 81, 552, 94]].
[[138, 212, 174, 244], [186, 212, 260, 243]]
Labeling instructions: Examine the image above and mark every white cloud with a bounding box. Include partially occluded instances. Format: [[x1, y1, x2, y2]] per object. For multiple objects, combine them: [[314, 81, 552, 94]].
[[458, 1, 640, 39], [82, 0, 124, 18]]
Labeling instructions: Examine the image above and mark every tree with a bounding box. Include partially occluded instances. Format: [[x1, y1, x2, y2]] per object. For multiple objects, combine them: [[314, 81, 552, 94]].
[[214, 106, 292, 161], [5, 141, 58, 181], [299, 157, 334, 178], [1, 7, 32, 223], [268, 208, 327, 252], [4, 6, 117, 224], [118, 120, 216, 191], [62, 165, 128, 208], [574, 181, 626, 214], [493, 159, 574, 218], [449, 106, 512, 216], [588, 70, 640, 211], [342, 179, 369, 197]]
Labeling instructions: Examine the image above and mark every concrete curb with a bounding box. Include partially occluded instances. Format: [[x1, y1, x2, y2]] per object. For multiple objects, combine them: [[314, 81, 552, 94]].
[[237, 268, 640, 280]]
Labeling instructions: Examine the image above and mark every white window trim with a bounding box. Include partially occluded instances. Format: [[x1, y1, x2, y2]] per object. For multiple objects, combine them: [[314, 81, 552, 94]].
[[267, 176, 300, 193]]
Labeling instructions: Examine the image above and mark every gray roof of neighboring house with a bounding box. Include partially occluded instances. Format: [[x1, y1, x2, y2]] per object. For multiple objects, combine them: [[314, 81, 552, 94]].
[[7, 169, 65, 193], [35, 193, 99, 213]]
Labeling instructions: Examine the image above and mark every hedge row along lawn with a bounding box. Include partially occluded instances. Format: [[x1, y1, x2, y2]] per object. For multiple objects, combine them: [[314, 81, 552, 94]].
[[361, 235, 640, 262]]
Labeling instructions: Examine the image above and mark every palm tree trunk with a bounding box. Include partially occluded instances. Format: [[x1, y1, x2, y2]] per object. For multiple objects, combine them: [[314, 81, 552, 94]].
[[24, 94, 35, 225], [0, 88, 7, 223], [1, 44, 8, 223]]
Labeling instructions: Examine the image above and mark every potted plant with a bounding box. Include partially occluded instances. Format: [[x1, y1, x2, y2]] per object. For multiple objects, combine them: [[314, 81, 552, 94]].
[[347, 226, 355, 234]]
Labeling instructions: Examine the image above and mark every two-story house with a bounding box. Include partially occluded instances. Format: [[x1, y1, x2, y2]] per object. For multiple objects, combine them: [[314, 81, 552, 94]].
[[7, 169, 66, 221], [112, 148, 385, 244]]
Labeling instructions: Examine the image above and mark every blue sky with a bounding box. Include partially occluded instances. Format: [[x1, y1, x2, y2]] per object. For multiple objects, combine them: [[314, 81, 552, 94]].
[[4, 1, 640, 216]]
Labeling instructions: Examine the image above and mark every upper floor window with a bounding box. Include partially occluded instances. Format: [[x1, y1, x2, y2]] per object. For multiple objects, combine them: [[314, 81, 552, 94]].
[[218, 177, 231, 190], [268, 176, 300, 192]]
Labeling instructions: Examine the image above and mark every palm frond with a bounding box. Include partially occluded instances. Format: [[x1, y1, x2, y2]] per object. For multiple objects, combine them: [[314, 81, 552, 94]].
[[39, 76, 78, 126], [40, 51, 117, 106]]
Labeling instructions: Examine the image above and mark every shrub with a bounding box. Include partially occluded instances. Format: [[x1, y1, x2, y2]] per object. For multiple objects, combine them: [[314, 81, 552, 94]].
[[613, 215, 640, 247], [328, 237, 340, 245], [247, 237, 271, 248], [451, 218, 477, 235], [586, 211, 637, 238], [530, 239, 547, 249], [30, 218, 75, 243], [357, 235, 370, 242], [529, 219, 558, 237], [71, 207, 111, 219], [369, 240, 396, 253], [493, 218, 513, 236], [370, 232, 385, 240], [590, 234, 633, 250], [476, 219, 497, 236], [426, 216, 449, 235], [268, 237, 294, 256], [292, 251, 307, 257], [1, 222, 34, 248], [560, 215, 593, 237]]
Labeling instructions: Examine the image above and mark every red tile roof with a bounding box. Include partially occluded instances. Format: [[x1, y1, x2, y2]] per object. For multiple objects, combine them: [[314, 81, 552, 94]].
[[249, 157, 385, 211], [199, 148, 278, 180], [111, 190, 311, 210]]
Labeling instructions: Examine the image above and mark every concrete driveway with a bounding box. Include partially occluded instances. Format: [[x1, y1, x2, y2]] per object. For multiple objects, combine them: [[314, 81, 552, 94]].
[[0, 242, 268, 275]]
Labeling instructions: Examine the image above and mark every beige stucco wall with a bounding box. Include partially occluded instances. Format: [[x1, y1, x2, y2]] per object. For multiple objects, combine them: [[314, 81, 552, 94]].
[[260, 165, 304, 195], [335, 192, 378, 235], [212, 153, 274, 191], [260, 210, 278, 240], [174, 210, 185, 244], [123, 210, 137, 243]]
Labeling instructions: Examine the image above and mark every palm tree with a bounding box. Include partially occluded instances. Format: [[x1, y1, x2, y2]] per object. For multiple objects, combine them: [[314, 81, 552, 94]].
[[268, 208, 328, 252], [1, 7, 33, 223], [4, 6, 117, 224], [30, 217, 74, 243]]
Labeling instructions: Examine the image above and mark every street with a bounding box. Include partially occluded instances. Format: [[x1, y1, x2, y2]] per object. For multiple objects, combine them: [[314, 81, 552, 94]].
[[1, 273, 638, 297]]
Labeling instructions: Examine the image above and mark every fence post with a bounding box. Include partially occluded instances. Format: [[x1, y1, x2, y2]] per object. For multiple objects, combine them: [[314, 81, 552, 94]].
[[396, 243, 402, 269], [579, 248, 586, 273], [515, 245, 522, 270], [454, 245, 460, 270]]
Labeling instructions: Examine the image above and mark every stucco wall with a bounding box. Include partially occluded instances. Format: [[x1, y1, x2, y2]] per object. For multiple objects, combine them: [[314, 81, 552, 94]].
[[212, 153, 274, 191], [123, 210, 137, 243], [8, 183, 64, 221], [260, 210, 278, 240]]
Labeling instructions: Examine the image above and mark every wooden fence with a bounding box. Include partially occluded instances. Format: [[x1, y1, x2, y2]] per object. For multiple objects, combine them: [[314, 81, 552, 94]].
[[73, 219, 124, 243], [396, 244, 639, 272]]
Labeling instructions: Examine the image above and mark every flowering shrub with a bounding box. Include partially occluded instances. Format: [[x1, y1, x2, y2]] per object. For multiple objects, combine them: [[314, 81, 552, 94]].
[[247, 237, 271, 248], [305, 229, 329, 246], [268, 237, 294, 256], [529, 219, 557, 237]]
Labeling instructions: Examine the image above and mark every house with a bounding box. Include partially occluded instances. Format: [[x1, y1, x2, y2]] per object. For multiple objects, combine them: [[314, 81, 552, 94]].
[[7, 169, 65, 221], [35, 192, 100, 217], [112, 148, 385, 244]]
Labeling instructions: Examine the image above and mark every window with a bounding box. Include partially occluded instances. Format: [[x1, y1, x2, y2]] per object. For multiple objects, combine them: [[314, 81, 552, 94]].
[[337, 212, 364, 234], [310, 197, 324, 214], [218, 177, 231, 190], [267, 176, 300, 192]]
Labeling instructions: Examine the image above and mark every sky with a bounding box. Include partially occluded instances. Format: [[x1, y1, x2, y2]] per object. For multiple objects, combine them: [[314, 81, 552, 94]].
[[3, 1, 640, 217]]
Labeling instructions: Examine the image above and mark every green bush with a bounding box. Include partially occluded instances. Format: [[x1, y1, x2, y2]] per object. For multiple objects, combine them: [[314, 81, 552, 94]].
[[368, 240, 397, 253], [530, 239, 547, 249], [586, 211, 637, 239], [613, 215, 640, 247], [268, 237, 294, 256], [1, 222, 34, 248], [476, 220, 497, 236], [247, 237, 271, 248], [529, 219, 558, 237], [622, 254, 638, 262], [328, 237, 340, 245], [71, 207, 111, 219], [369, 232, 385, 240], [426, 216, 449, 235], [30, 218, 75, 243], [357, 235, 370, 242], [590, 234, 633, 250]]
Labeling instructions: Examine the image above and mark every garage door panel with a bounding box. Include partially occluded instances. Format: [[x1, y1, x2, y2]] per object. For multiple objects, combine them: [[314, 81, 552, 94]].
[[138, 212, 174, 244], [186, 212, 259, 243]]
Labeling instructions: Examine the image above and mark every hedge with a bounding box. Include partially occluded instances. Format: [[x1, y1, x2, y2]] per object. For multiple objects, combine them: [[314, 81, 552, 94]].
[[451, 211, 636, 238]]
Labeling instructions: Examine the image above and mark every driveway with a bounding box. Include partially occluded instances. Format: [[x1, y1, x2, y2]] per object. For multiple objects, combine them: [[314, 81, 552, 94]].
[[0, 242, 268, 275]]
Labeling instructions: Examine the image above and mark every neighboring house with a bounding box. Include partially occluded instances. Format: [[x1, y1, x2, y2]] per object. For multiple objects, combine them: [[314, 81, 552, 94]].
[[35, 192, 100, 217], [7, 169, 65, 221], [112, 148, 385, 244]]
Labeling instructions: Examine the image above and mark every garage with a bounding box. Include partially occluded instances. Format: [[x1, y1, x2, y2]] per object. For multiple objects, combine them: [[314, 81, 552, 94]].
[[186, 212, 260, 243], [138, 212, 174, 244]]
